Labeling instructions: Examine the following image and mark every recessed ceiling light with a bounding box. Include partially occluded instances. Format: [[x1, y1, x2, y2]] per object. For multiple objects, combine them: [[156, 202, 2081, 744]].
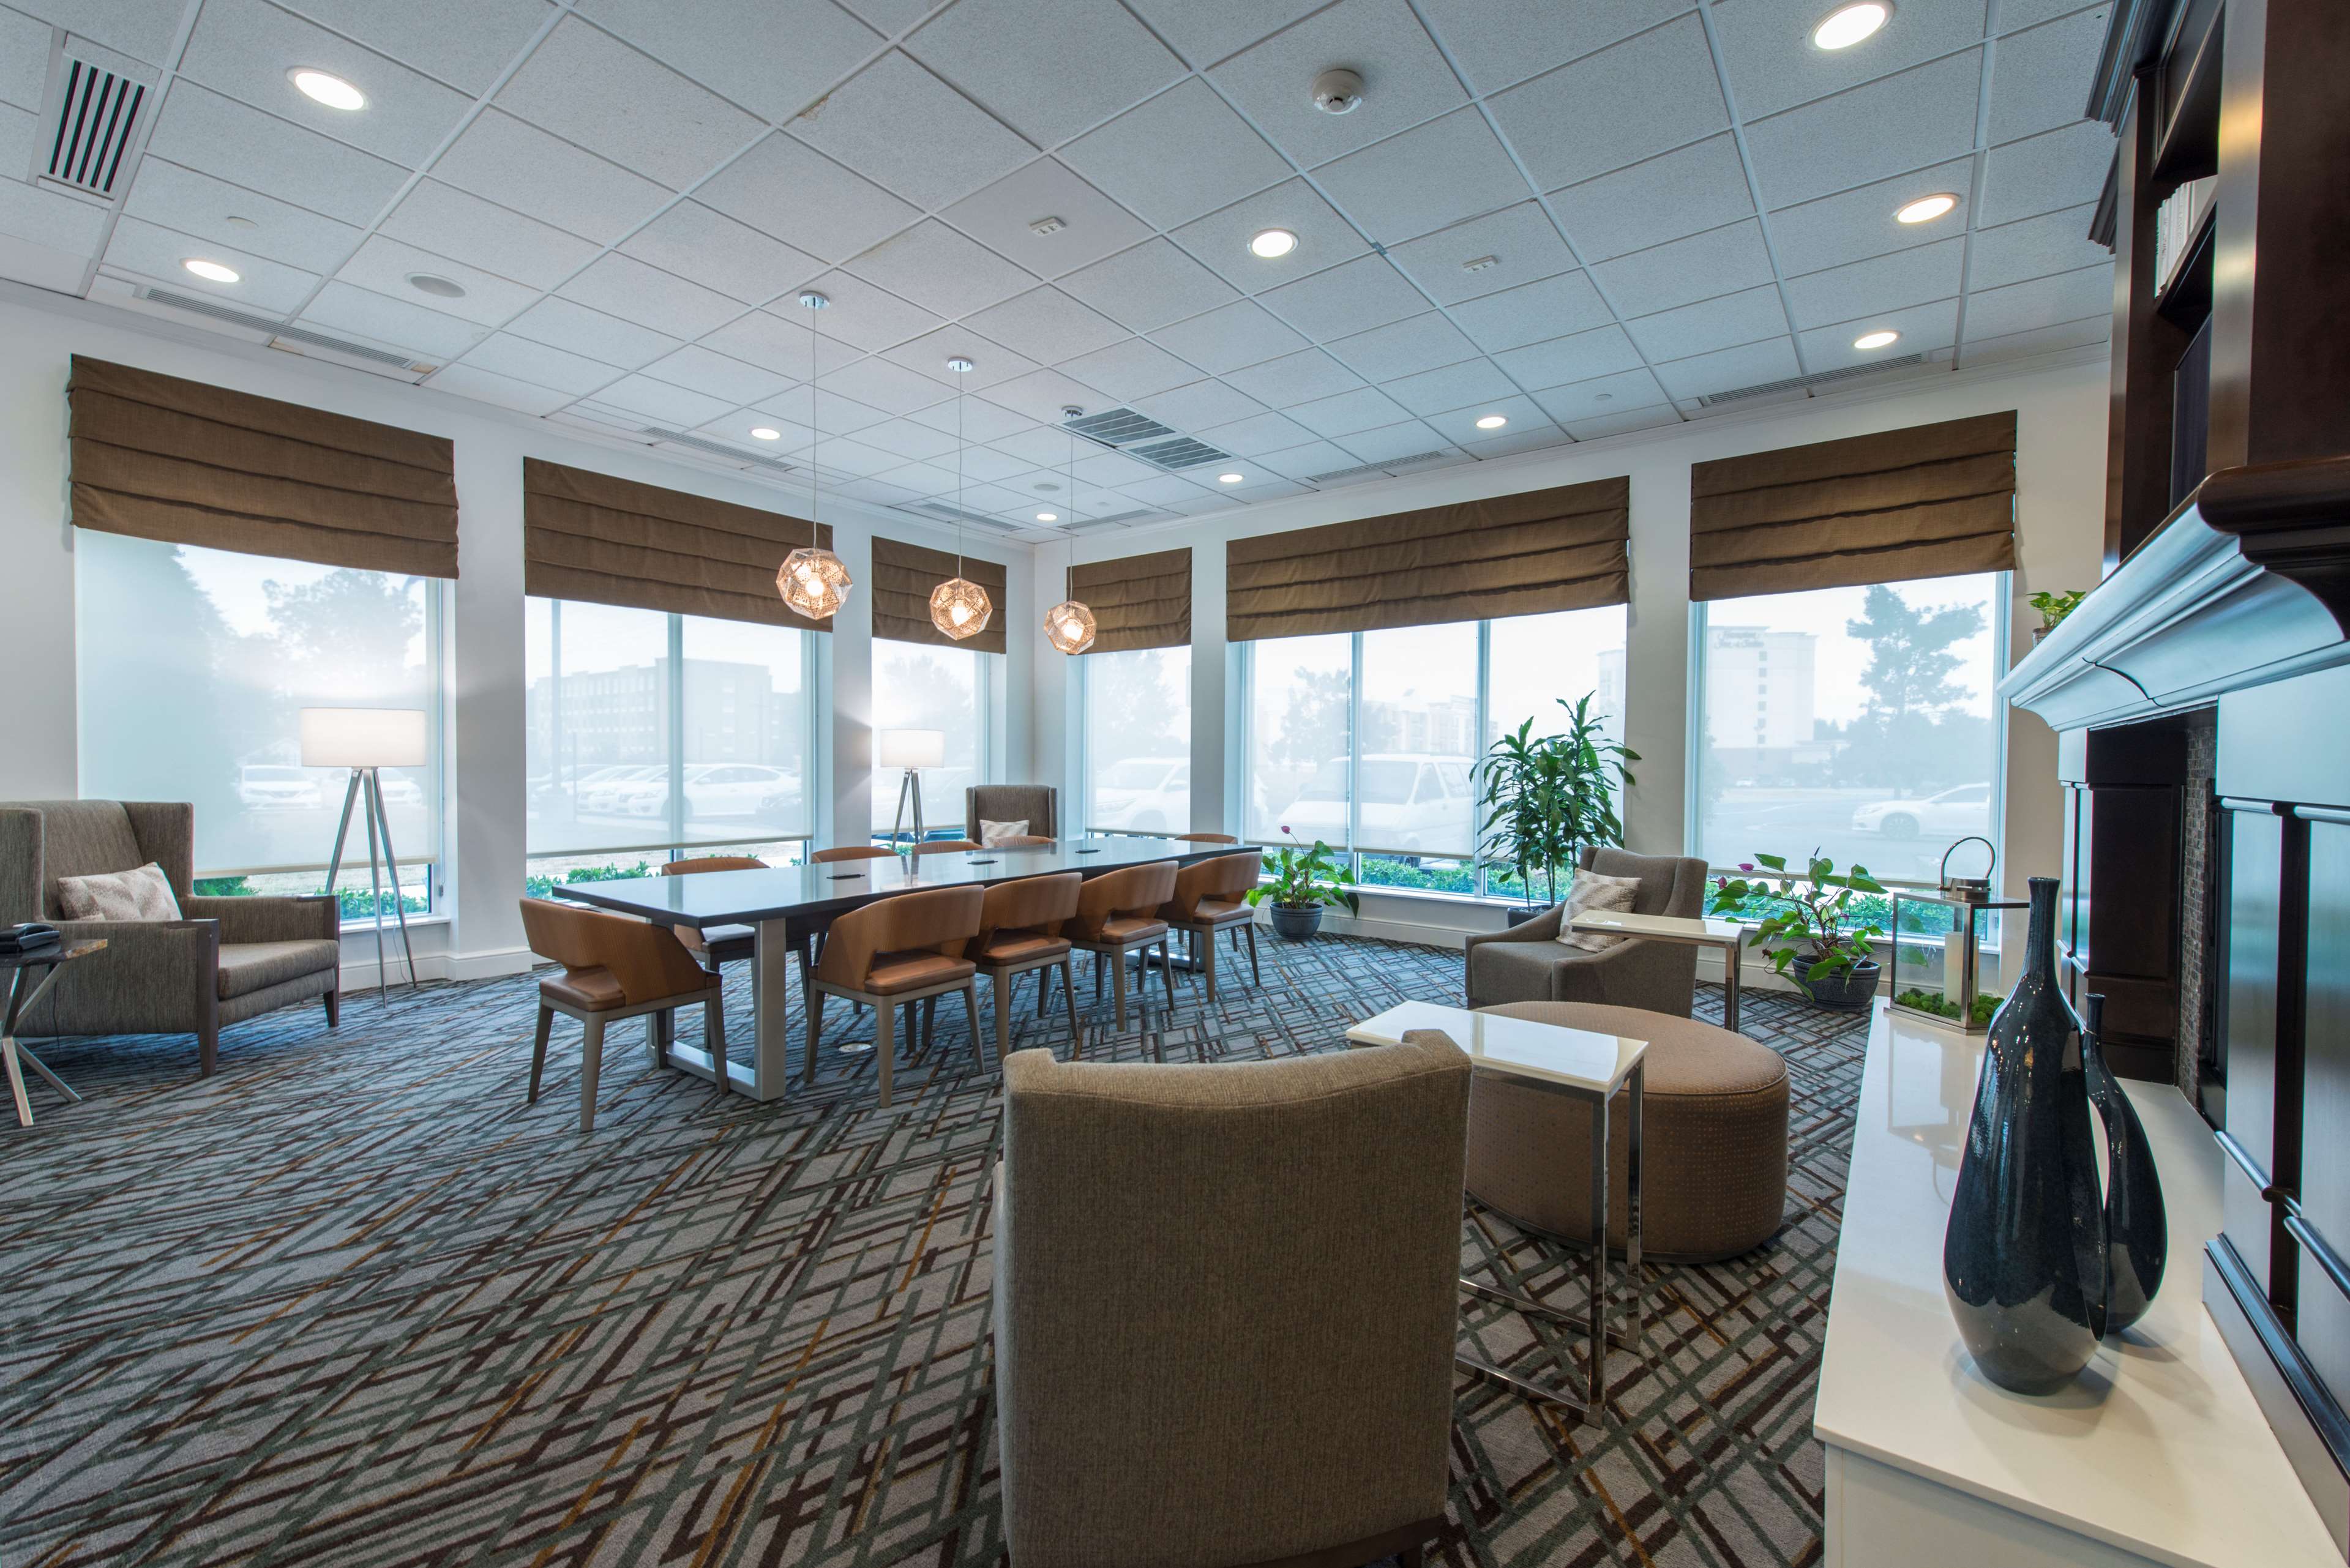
[[1249, 228, 1297, 259], [750, 427, 782, 441], [182, 258, 239, 283], [1895, 192, 1958, 224], [1036, 510, 1058, 522], [224, 215, 257, 230], [1854, 329, 1901, 349], [1218, 472, 1246, 483], [1475, 414, 1508, 430], [406, 272, 466, 298], [1812, 2, 1889, 48], [288, 68, 365, 111], [946, 356, 975, 373]]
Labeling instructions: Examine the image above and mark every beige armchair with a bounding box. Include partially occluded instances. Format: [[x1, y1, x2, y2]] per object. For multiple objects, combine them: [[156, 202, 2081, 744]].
[[994, 1034, 1470, 1568], [0, 801, 340, 1073], [1464, 846, 1710, 1014]]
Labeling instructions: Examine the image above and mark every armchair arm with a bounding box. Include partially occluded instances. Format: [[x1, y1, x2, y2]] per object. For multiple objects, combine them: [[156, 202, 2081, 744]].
[[1464, 902, 1563, 954], [29, 917, 220, 1034], [185, 894, 341, 944]]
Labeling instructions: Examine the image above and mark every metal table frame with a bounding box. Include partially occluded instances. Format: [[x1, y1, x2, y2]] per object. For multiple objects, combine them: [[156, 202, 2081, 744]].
[[4, 941, 107, 1129], [1567, 911, 1749, 1034]]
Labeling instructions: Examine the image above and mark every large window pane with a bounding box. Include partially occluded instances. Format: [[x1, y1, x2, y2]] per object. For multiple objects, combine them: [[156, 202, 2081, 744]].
[[1246, 633, 1350, 845], [1693, 574, 2002, 884], [1085, 646, 1191, 834], [872, 638, 983, 838], [680, 616, 810, 845], [1357, 622, 1478, 887], [526, 599, 672, 856], [1485, 606, 1630, 901]]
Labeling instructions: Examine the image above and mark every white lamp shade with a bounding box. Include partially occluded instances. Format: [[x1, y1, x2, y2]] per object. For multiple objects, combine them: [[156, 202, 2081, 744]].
[[299, 707, 429, 769], [877, 728, 946, 769]]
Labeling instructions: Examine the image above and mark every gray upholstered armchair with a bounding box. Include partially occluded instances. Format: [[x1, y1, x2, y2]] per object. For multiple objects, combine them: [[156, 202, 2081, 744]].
[[0, 801, 342, 1074], [994, 1036, 1470, 1568], [1464, 846, 1711, 1014], [965, 783, 1056, 842]]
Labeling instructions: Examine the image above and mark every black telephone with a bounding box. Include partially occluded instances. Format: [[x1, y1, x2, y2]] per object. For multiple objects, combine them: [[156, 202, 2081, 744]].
[[0, 922, 60, 954]]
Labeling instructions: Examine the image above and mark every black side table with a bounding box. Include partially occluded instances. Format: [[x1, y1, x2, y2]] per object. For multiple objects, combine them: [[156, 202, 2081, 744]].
[[4, 940, 107, 1129]]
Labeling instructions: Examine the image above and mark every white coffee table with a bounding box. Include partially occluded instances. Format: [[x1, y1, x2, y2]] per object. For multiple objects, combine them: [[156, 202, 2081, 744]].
[[1348, 999, 1646, 1424], [1566, 910, 1749, 1033]]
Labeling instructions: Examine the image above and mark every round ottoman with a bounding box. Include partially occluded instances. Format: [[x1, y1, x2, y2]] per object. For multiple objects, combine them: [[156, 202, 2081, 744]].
[[1467, 1002, 1789, 1263]]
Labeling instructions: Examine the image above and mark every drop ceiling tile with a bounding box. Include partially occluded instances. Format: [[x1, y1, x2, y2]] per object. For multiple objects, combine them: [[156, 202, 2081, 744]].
[[1223, 348, 1364, 406], [579, 0, 880, 123], [1712, 0, 1989, 122], [124, 158, 364, 275], [1492, 15, 1726, 190], [785, 50, 1035, 211], [819, 356, 956, 416], [1765, 157, 1976, 274], [378, 180, 596, 289], [756, 383, 893, 436], [640, 343, 796, 405], [1381, 357, 1519, 417], [950, 447, 1031, 485], [994, 425, 1087, 467], [1257, 254, 1428, 343], [1222, 476, 1314, 501], [10, 0, 183, 65], [1590, 220, 1775, 318], [1194, 411, 1317, 457], [798, 269, 948, 353], [335, 235, 541, 326], [976, 367, 1102, 424], [834, 475, 926, 505], [275, 0, 553, 96], [2000, 0, 2110, 30], [1151, 300, 1308, 375], [697, 308, 863, 379], [1967, 204, 2108, 291], [1979, 120, 2114, 228], [1416, 0, 1691, 95], [938, 158, 1154, 282], [1324, 312, 1478, 381], [434, 110, 670, 244], [833, 0, 930, 34], [966, 286, 1128, 364], [1448, 270, 1612, 353], [1211, 0, 1465, 166], [1492, 323, 1646, 389], [1314, 108, 1532, 244], [1650, 335, 1801, 399], [495, 18, 762, 189], [1120, 0, 1324, 67], [0, 101, 34, 174], [1461, 423, 1574, 460], [1135, 378, 1267, 433], [0, 175, 105, 253], [1549, 133, 1755, 261], [1624, 283, 1789, 360], [1057, 237, 1240, 332], [1072, 450, 1161, 485], [1388, 203, 1577, 306], [1744, 51, 1984, 209], [0, 9, 47, 110], [619, 202, 821, 305], [697, 134, 921, 264], [861, 419, 964, 461], [1119, 472, 1220, 506], [507, 294, 684, 368], [561, 252, 744, 340], [1529, 365, 1672, 422], [143, 83, 408, 230], [178, 0, 474, 167], [879, 326, 1041, 390], [845, 220, 1037, 319], [1988, 8, 2108, 146], [299, 280, 488, 358], [1168, 179, 1370, 294], [1963, 263, 2111, 338], [105, 216, 321, 313], [1255, 439, 1356, 479], [424, 362, 574, 416], [1287, 385, 1412, 438], [1058, 78, 1289, 231], [1338, 420, 1452, 465], [455, 331, 627, 395], [907, 0, 1184, 147], [1784, 236, 1966, 329], [1798, 297, 1960, 370], [809, 435, 905, 478], [1058, 337, 1202, 401], [594, 373, 739, 427], [1564, 405, 1681, 439], [909, 395, 1035, 441], [1959, 312, 2108, 367]]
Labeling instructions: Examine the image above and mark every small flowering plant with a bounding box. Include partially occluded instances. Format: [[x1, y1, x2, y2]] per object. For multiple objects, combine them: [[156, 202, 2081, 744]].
[[1246, 827, 1360, 914], [1708, 851, 1887, 984]]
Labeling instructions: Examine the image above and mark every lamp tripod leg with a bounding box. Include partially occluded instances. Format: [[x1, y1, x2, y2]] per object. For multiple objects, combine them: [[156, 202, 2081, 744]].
[[362, 769, 387, 1004], [369, 769, 417, 989]]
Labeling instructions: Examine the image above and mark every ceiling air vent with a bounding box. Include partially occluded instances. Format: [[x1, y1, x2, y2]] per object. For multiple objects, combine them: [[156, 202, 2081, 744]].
[[643, 427, 797, 472], [904, 501, 1022, 534], [135, 287, 433, 372], [1129, 435, 1230, 471], [1306, 452, 1456, 485], [42, 54, 149, 200], [1694, 353, 1927, 407], [1063, 407, 1177, 447]]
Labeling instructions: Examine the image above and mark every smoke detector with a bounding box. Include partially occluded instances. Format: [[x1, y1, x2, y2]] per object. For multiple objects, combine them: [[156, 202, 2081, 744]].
[[1312, 68, 1364, 114]]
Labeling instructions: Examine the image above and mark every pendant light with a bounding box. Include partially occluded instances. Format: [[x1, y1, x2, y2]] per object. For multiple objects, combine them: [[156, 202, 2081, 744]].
[[929, 356, 993, 641], [1044, 405, 1096, 655], [776, 289, 852, 621]]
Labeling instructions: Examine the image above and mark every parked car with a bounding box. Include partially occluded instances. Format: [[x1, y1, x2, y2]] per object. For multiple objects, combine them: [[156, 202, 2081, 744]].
[[1850, 782, 1992, 840], [1090, 757, 1188, 833], [238, 764, 321, 810], [607, 763, 799, 819], [575, 765, 665, 815], [1275, 753, 1476, 857]]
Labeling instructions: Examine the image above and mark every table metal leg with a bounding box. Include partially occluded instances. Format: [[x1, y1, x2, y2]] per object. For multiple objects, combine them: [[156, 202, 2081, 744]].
[[1626, 1062, 1644, 1347], [4, 962, 84, 1129], [2, 1034, 29, 1129], [751, 919, 795, 1101], [1589, 1087, 1609, 1413], [1722, 937, 1742, 1034]]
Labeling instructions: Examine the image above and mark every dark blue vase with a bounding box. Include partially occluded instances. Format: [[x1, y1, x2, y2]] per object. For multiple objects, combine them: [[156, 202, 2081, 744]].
[[1943, 876, 2108, 1393], [2081, 992, 2168, 1334]]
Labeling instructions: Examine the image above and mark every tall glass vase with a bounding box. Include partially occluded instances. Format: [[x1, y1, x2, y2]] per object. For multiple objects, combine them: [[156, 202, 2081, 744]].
[[1942, 875, 2108, 1392], [2081, 991, 2168, 1334]]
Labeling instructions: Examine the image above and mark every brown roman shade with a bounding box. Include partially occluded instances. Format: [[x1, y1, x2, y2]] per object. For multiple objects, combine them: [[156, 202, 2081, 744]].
[[67, 354, 458, 577], [1224, 476, 1628, 642], [1689, 411, 2018, 600], [871, 535, 1009, 654], [523, 459, 834, 630], [1068, 548, 1191, 654]]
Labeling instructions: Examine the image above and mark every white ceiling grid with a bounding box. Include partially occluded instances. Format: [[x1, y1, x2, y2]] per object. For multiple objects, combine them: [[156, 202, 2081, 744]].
[[0, 0, 2115, 540]]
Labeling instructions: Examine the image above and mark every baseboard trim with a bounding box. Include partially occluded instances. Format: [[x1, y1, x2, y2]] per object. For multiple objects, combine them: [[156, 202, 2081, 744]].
[[338, 944, 534, 990]]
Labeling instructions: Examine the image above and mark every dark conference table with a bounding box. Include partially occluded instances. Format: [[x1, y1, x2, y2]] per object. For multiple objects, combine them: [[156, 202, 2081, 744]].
[[552, 836, 1235, 1101]]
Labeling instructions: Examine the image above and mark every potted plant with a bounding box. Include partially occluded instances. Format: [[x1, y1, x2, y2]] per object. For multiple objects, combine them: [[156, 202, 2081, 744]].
[[1708, 851, 1888, 1010], [1246, 830, 1360, 940], [2028, 588, 2086, 643], [1478, 693, 1639, 924]]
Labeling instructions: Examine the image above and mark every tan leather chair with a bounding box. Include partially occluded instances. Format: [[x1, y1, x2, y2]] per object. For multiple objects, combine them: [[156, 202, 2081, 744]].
[[910, 838, 984, 857], [1158, 851, 1262, 1006], [518, 898, 724, 1132], [1173, 832, 1238, 845], [656, 854, 763, 968], [805, 884, 983, 1108], [1067, 860, 1178, 1040], [971, 872, 1081, 1064], [812, 845, 896, 864]]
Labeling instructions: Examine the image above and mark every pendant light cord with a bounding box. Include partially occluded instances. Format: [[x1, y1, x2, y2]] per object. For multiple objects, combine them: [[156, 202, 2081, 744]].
[[806, 299, 821, 550]]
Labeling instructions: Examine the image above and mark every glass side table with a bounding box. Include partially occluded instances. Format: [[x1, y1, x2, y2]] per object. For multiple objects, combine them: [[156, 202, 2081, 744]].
[[4, 939, 107, 1129]]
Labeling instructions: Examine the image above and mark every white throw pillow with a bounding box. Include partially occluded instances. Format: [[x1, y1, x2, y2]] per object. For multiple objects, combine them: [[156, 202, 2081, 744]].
[[1555, 869, 1642, 952], [979, 818, 1030, 847], [57, 861, 182, 922]]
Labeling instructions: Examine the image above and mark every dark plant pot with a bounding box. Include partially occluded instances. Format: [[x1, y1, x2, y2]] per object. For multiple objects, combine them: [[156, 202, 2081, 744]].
[[1267, 903, 1323, 941], [1795, 957, 1882, 1010], [1503, 905, 1547, 928]]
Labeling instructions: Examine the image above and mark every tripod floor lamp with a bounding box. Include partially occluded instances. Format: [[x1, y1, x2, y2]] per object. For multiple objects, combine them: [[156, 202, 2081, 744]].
[[300, 707, 427, 1000], [879, 728, 945, 849]]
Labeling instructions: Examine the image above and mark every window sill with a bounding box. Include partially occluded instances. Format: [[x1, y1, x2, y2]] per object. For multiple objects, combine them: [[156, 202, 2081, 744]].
[[339, 912, 448, 936]]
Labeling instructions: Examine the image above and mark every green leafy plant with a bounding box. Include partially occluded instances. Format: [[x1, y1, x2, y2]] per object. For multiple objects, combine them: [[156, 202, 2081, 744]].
[[1246, 831, 1360, 914], [2028, 588, 2087, 632], [1895, 987, 2005, 1026], [1477, 693, 1640, 907], [1708, 851, 1887, 984]]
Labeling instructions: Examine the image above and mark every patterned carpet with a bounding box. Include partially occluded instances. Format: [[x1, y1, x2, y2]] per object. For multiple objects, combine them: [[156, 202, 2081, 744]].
[[0, 935, 1865, 1568]]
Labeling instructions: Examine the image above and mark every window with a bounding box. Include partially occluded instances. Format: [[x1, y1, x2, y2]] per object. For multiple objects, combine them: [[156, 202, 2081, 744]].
[[75, 531, 441, 921], [526, 599, 814, 883], [1082, 646, 1191, 834], [871, 638, 988, 840], [1690, 573, 2005, 884]]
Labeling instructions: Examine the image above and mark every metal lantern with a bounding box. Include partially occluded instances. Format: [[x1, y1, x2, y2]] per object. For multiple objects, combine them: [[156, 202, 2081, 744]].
[[930, 575, 993, 640], [778, 546, 851, 620], [1044, 597, 1096, 654], [1890, 836, 2026, 1032]]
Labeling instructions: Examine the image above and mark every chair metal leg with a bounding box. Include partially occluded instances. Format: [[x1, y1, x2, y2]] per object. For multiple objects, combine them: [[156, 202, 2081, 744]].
[[1061, 957, 1080, 1058], [804, 991, 825, 1088], [705, 990, 728, 1098], [992, 970, 1012, 1063], [962, 984, 984, 1075], [649, 1007, 672, 1068], [1094, 953, 1105, 1002], [1111, 944, 1129, 1032], [1246, 922, 1260, 985], [528, 1005, 553, 1102], [579, 1014, 605, 1133], [877, 998, 896, 1109], [1159, 938, 1177, 1012], [1036, 963, 1052, 1015], [919, 995, 937, 1058], [1202, 925, 1219, 1005]]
